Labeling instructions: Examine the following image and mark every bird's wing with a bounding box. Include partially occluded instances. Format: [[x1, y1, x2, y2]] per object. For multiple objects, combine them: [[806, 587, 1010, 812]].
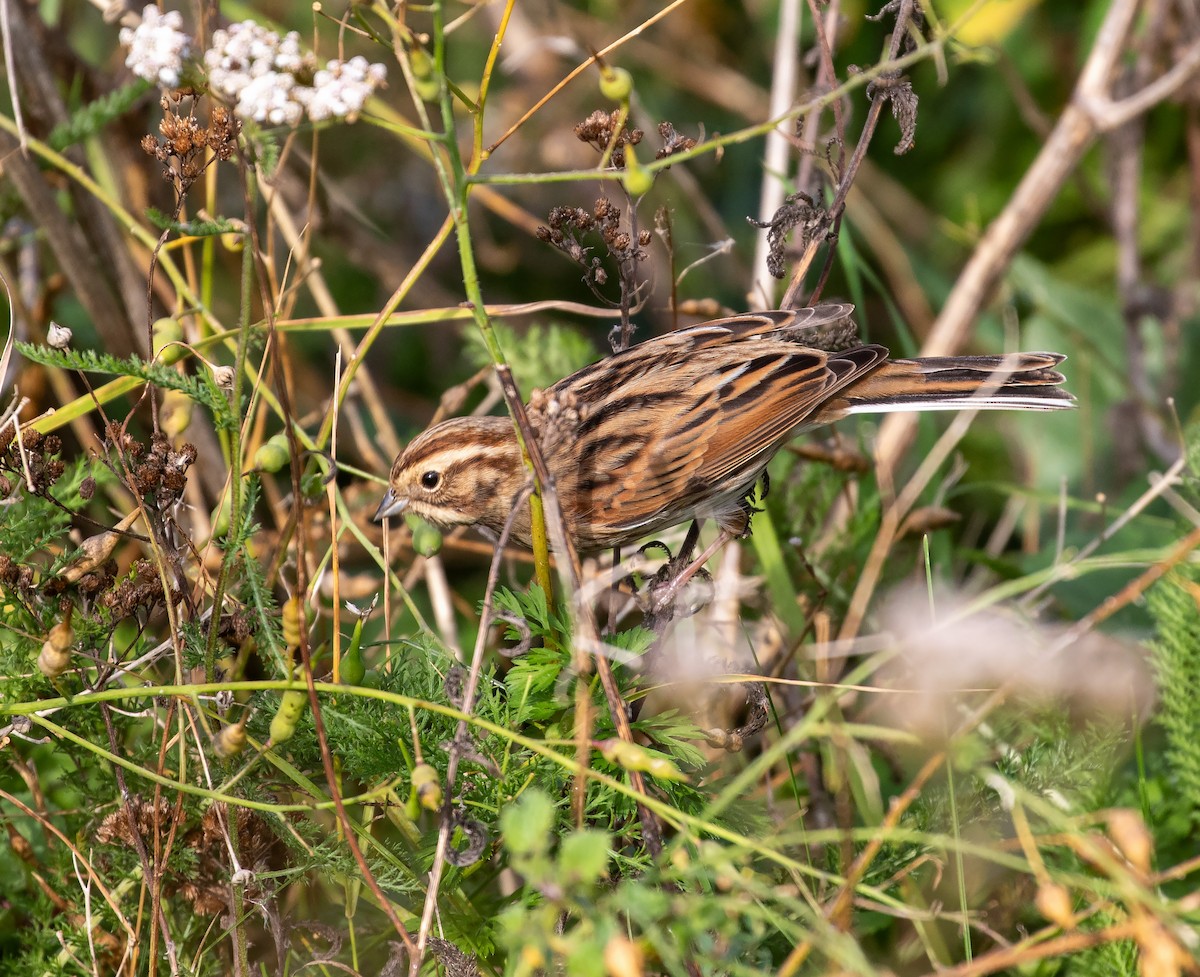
[[554, 320, 885, 534], [685, 342, 886, 486]]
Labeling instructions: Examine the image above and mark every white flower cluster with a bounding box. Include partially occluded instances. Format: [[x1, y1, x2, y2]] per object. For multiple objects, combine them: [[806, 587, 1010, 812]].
[[119, 6, 192, 88], [204, 21, 386, 126], [295, 57, 389, 123]]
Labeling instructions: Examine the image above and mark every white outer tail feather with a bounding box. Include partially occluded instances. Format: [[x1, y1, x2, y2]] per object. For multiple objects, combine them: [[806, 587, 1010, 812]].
[[843, 396, 1074, 414]]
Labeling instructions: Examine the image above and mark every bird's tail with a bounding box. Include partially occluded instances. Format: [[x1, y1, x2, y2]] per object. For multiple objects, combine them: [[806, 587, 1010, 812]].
[[824, 352, 1074, 417]]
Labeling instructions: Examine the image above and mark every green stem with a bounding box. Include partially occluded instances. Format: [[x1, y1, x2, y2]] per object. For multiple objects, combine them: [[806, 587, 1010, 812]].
[[424, 1, 555, 601], [203, 177, 256, 679]]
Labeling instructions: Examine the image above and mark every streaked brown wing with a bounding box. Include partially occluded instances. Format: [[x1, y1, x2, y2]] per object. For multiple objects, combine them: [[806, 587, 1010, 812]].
[[553, 304, 860, 406], [553, 319, 885, 537], [688, 343, 886, 486]]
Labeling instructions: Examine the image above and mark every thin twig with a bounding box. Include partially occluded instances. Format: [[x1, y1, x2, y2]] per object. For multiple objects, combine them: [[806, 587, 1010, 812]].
[[485, 0, 694, 155], [0, 0, 26, 155], [749, 0, 803, 308], [781, 0, 917, 308], [913, 920, 1139, 977], [1053, 522, 1200, 648], [490, 365, 666, 851], [1021, 454, 1187, 606]]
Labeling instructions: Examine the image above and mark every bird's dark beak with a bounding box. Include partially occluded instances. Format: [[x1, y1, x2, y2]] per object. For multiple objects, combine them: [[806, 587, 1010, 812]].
[[373, 488, 409, 522]]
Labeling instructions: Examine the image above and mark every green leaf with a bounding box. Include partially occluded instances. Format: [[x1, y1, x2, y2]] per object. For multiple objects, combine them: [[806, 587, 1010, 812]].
[[48, 79, 153, 151], [632, 710, 708, 769], [558, 829, 612, 886], [607, 625, 656, 656], [16, 343, 235, 429], [504, 644, 571, 723], [563, 933, 609, 977], [500, 789, 555, 857], [494, 583, 560, 638]]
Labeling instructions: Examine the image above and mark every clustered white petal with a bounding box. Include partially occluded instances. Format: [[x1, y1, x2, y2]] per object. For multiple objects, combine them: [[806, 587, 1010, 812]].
[[293, 56, 389, 122], [204, 21, 386, 126], [119, 5, 192, 88]]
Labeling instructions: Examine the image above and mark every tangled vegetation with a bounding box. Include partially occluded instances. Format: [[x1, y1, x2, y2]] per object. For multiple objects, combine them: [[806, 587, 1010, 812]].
[[2, 1, 1199, 975]]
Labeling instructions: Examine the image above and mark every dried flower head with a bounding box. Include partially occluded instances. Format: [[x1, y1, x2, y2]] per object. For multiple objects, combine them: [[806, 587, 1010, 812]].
[[0, 425, 64, 495], [747, 191, 830, 279], [535, 196, 648, 293], [656, 121, 697, 160], [574, 109, 643, 167], [210, 365, 235, 390], [46, 322, 73, 349], [141, 96, 241, 190]]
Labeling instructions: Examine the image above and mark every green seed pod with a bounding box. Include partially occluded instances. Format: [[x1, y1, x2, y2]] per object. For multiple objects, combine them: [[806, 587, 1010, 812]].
[[269, 689, 308, 745], [410, 45, 435, 81], [644, 755, 686, 782], [407, 43, 441, 101], [340, 615, 367, 686], [282, 596, 303, 649], [152, 317, 186, 365], [598, 737, 645, 770], [599, 65, 633, 102], [254, 431, 290, 473], [621, 142, 653, 197], [598, 738, 685, 780], [213, 720, 247, 758], [411, 763, 443, 812], [405, 513, 443, 557], [210, 493, 231, 539]]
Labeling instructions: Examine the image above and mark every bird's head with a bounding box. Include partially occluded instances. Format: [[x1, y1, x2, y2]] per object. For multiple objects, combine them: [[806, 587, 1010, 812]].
[[373, 416, 527, 537]]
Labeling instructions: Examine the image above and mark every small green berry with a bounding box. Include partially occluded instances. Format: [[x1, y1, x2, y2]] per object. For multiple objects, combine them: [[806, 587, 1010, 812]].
[[152, 317, 185, 365], [406, 513, 443, 557], [621, 143, 654, 197], [599, 65, 633, 102], [254, 431, 290, 473]]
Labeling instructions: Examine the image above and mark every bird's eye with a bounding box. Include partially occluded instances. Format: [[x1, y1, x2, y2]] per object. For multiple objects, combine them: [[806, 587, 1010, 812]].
[[420, 471, 440, 490]]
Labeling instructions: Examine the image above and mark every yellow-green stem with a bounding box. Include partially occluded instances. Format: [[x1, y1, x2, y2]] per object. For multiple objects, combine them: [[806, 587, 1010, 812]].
[[203, 177, 256, 679], [424, 1, 555, 600]]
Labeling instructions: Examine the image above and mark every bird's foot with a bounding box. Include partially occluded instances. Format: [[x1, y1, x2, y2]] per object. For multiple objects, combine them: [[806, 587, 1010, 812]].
[[641, 529, 733, 627]]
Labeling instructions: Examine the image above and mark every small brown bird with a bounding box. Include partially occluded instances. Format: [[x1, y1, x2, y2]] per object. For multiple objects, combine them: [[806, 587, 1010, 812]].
[[374, 305, 1072, 554]]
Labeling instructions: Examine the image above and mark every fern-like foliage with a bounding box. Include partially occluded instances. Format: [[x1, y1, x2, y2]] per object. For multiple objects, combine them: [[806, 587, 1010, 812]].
[[1071, 910, 1139, 977], [146, 208, 243, 237], [1148, 569, 1200, 827], [47, 79, 154, 151], [463, 321, 597, 398], [16, 342, 235, 429], [0, 457, 90, 567]]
